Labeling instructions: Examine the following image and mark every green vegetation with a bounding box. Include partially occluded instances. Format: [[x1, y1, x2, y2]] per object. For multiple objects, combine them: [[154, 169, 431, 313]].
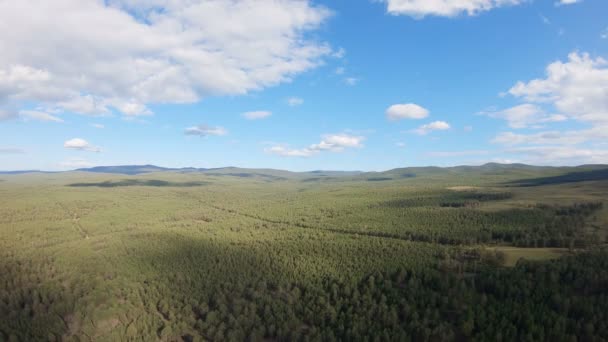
[[0, 165, 607, 341], [487, 247, 569, 267]]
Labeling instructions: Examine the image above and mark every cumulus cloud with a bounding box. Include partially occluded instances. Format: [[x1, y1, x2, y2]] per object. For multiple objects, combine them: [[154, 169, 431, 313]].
[[0, 0, 333, 117], [413, 121, 451, 135], [63, 138, 101, 152], [311, 134, 364, 150], [184, 125, 227, 137], [57, 95, 111, 116], [243, 111, 272, 120], [480, 104, 566, 128], [382, 0, 523, 18], [386, 103, 429, 120], [20, 110, 64, 123], [266, 133, 365, 157], [490, 52, 608, 164], [286, 97, 304, 107], [508, 52, 608, 124]]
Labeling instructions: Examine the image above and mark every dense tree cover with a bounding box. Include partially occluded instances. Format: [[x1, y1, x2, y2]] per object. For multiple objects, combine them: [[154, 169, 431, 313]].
[[222, 193, 603, 248], [184, 250, 608, 342], [509, 168, 608, 187], [497, 202, 604, 248], [3, 248, 607, 341], [0, 171, 607, 340]]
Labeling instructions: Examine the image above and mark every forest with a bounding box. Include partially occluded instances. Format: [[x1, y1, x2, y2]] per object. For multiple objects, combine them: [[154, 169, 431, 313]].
[[0, 164, 607, 341]]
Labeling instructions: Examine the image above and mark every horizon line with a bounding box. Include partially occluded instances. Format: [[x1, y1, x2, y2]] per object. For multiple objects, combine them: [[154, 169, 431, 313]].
[[2, 162, 608, 174]]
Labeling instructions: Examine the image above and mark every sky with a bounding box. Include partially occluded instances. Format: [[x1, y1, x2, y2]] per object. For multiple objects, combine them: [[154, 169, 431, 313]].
[[1, 0, 607, 171]]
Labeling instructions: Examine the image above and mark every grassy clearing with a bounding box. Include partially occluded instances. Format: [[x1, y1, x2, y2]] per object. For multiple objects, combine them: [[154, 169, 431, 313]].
[[487, 246, 570, 267]]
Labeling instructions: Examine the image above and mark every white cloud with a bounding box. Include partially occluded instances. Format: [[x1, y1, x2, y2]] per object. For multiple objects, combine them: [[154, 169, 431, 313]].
[[492, 52, 608, 164], [386, 103, 429, 120], [344, 77, 359, 86], [335, 67, 345, 75], [116, 102, 152, 117], [413, 121, 451, 135], [312, 134, 364, 150], [0, 0, 332, 117], [57, 95, 111, 116], [265, 146, 316, 157], [555, 0, 582, 6], [601, 28, 608, 39], [266, 133, 365, 157], [92, 123, 105, 129], [382, 0, 523, 18], [492, 125, 608, 146], [508, 52, 608, 124], [0, 66, 52, 105], [0, 108, 17, 121], [243, 111, 272, 120], [480, 104, 566, 128], [63, 138, 101, 152], [332, 48, 346, 59], [396, 142, 406, 147], [20, 110, 64, 123], [286, 97, 304, 107], [507, 146, 608, 165], [184, 125, 227, 137]]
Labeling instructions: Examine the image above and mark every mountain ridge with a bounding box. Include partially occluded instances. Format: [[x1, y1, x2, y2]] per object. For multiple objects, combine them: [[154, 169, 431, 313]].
[[1, 163, 607, 176]]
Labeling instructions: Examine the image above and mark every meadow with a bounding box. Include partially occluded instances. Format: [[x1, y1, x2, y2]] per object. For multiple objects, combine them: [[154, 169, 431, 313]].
[[0, 164, 607, 341]]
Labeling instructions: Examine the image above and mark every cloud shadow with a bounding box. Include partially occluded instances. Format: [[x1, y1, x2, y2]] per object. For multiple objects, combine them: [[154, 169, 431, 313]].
[[505, 168, 608, 187], [67, 179, 209, 188]]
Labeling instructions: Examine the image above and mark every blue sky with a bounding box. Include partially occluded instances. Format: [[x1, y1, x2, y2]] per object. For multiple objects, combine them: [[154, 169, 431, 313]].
[[1, 0, 607, 171]]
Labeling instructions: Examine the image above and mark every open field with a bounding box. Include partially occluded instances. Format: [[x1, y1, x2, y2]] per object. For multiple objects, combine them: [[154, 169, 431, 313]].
[[1, 164, 608, 341], [485, 247, 570, 267]]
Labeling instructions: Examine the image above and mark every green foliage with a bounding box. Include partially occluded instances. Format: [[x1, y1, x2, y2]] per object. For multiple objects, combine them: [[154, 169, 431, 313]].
[[0, 167, 607, 340]]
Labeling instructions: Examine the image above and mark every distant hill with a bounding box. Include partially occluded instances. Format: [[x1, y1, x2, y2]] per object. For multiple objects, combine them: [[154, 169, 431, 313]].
[[506, 168, 608, 187], [355, 163, 608, 182], [75, 165, 178, 175], [73, 165, 362, 180], [1, 164, 607, 182], [364, 166, 445, 179], [309, 170, 364, 176], [0, 170, 55, 175], [198, 167, 293, 181], [451, 163, 547, 172]]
